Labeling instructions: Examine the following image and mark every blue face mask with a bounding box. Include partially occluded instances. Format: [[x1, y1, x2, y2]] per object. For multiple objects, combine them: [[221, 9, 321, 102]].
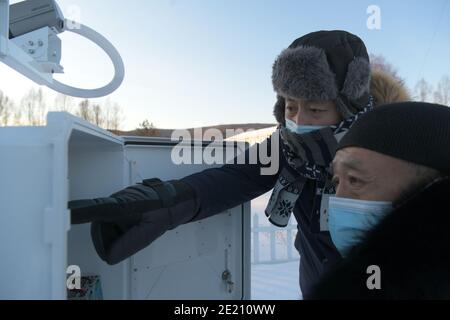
[[328, 196, 393, 258], [285, 118, 326, 135]]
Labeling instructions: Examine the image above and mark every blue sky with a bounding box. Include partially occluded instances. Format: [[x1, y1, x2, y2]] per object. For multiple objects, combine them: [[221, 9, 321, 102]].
[[1, 0, 449, 130]]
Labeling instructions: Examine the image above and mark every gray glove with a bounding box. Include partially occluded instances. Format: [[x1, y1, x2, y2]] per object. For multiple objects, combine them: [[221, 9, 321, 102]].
[[69, 178, 200, 265]]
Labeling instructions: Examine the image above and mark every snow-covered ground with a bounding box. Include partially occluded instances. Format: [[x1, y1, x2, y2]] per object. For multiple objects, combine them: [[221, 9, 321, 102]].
[[251, 261, 303, 300], [250, 192, 303, 300]]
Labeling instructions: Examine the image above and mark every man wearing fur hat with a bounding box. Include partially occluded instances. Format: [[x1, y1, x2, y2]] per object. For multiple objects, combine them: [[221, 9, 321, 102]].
[[309, 102, 450, 299], [69, 30, 408, 298]]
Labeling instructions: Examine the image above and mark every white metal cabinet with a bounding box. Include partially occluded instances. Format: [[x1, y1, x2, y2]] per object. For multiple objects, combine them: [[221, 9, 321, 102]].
[[0, 112, 251, 300]]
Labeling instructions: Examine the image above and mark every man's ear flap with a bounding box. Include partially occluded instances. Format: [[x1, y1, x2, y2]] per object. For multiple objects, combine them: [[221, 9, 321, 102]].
[[274, 95, 286, 126]]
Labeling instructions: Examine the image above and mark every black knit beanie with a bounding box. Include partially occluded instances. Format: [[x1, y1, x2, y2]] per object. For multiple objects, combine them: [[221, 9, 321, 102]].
[[338, 102, 450, 175], [272, 30, 372, 126]]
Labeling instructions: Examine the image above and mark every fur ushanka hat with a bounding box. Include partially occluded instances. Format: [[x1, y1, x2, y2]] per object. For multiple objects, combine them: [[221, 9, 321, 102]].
[[272, 30, 372, 125]]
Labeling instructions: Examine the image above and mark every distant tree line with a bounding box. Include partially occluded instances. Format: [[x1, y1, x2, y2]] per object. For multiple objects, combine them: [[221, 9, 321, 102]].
[[0, 88, 125, 130], [370, 54, 450, 106], [414, 76, 450, 105]]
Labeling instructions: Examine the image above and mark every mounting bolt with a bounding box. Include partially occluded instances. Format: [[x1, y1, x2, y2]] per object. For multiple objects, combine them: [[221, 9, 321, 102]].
[[38, 40, 44, 47], [28, 41, 34, 46], [28, 49, 35, 54]]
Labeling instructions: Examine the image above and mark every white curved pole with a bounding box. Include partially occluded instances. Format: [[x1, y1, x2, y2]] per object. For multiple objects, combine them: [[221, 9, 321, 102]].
[[47, 19, 125, 98]]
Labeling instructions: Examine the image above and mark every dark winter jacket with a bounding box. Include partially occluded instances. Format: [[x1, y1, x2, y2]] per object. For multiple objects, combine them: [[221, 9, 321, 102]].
[[181, 132, 341, 297], [309, 177, 450, 300]]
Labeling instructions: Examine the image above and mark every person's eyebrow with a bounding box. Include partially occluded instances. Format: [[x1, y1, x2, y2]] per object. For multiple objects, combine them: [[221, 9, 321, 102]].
[[333, 157, 366, 174], [309, 101, 332, 109]]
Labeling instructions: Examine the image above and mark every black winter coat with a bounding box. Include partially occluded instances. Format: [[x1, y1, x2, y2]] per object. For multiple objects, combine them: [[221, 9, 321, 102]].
[[309, 177, 450, 299]]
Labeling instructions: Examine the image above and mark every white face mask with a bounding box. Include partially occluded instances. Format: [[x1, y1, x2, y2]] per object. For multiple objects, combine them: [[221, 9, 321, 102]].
[[285, 118, 326, 135], [328, 196, 393, 258]]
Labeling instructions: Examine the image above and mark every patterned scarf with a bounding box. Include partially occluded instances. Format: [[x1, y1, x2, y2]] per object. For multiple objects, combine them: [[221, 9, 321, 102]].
[[265, 97, 374, 228]]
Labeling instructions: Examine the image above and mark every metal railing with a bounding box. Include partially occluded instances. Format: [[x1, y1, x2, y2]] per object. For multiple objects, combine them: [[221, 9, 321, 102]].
[[251, 213, 300, 265]]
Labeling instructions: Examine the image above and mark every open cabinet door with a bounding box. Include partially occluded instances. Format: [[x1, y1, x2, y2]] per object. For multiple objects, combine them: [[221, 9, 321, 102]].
[[0, 112, 250, 300], [122, 137, 251, 300]]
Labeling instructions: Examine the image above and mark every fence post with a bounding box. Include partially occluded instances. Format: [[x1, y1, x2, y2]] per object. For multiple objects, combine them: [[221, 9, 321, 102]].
[[253, 214, 259, 264], [270, 229, 276, 261], [287, 227, 293, 260]]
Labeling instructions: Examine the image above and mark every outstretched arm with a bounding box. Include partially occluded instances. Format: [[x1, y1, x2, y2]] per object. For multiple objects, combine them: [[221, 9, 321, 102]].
[[69, 131, 282, 265], [182, 132, 283, 223]]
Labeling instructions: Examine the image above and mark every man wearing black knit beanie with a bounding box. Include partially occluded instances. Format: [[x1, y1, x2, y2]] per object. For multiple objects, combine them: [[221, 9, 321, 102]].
[[310, 102, 450, 299]]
